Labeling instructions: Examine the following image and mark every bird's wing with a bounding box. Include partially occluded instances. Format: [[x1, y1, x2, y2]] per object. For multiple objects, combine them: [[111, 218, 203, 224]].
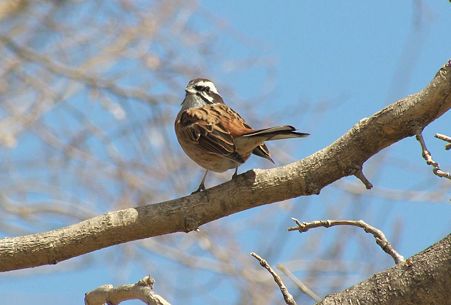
[[212, 104, 274, 162], [176, 103, 253, 163]]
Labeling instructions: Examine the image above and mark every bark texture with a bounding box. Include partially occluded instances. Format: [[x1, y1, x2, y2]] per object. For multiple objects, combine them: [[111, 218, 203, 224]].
[[318, 234, 450, 305], [84, 276, 171, 305], [0, 62, 450, 272]]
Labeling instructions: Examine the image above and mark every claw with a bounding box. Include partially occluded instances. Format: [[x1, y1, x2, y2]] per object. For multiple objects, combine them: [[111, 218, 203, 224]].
[[192, 170, 208, 194], [192, 182, 206, 194]]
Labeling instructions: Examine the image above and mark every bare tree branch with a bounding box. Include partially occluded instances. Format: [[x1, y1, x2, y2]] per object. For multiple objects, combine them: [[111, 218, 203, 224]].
[[415, 132, 451, 179], [435, 133, 451, 150], [288, 218, 405, 264], [0, 61, 450, 272], [316, 234, 450, 305], [277, 264, 322, 302], [0, 34, 162, 105], [251, 252, 297, 305], [84, 275, 171, 305]]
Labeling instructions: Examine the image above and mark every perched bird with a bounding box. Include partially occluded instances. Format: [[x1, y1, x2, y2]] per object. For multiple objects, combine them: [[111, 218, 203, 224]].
[[175, 78, 309, 193]]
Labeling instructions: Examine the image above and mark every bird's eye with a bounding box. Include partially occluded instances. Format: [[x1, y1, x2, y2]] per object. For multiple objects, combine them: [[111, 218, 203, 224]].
[[195, 85, 209, 92]]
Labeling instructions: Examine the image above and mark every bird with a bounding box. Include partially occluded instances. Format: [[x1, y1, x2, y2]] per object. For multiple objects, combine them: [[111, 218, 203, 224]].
[[175, 78, 309, 193]]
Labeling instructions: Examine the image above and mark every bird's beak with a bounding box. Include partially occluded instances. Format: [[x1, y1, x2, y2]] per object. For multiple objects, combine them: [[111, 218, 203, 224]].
[[185, 87, 196, 94]]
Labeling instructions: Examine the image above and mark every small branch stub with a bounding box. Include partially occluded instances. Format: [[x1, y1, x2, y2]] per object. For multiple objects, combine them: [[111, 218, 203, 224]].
[[250, 252, 297, 305], [289, 218, 405, 264], [84, 275, 171, 305], [354, 168, 373, 189]]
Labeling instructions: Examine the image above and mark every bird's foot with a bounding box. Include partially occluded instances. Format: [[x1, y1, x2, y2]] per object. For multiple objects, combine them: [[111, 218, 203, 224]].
[[192, 182, 206, 194], [232, 167, 238, 179]]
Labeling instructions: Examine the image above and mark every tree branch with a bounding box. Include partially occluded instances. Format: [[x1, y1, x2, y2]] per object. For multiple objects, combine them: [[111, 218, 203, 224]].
[[435, 133, 451, 150], [0, 61, 450, 272], [316, 234, 450, 305], [288, 218, 405, 264], [0, 35, 162, 105], [415, 132, 451, 179], [277, 264, 322, 302], [84, 275, 171, 305], [251, 252, 297, 305]]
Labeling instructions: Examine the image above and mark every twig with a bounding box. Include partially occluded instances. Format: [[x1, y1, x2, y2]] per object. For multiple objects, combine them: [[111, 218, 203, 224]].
[[354, 168, 373, 189], [435, 133, 451, 150], [250, 252, 297, 305], [288, 218, 405, 264], [84, 275, 171, 305], [416, 132, 451, 179], [0, 35, 161, 105], [415, 132, 438, 166], [277, 264, 322, 302]]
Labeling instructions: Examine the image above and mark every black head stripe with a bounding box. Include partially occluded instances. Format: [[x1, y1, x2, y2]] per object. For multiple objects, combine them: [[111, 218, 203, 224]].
[[196, 90, 224, 104], [194, 85, 209, 92], [210, 92, 224, 104], [196, 91, 214, 104]]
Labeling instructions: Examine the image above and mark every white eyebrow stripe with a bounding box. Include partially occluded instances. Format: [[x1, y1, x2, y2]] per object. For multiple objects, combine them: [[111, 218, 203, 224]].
[[197, 91, 214, 103], [195, 80, 219, 94]]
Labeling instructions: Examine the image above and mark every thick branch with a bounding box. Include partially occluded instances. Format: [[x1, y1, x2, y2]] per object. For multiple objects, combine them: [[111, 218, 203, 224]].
[[317, 234, 450, 305], [0, 62, 450, 272]]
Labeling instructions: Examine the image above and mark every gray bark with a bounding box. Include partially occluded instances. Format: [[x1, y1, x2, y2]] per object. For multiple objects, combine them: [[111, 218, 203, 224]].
[[318, 234, 450, 305]]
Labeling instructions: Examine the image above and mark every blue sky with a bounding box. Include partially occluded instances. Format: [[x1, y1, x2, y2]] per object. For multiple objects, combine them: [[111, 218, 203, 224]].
[[1, 1, 450, 304]]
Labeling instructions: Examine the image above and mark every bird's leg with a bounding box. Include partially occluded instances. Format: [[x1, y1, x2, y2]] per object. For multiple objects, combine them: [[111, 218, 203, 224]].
[[232, 167, 238, 179], [192, 170, 208, 194]]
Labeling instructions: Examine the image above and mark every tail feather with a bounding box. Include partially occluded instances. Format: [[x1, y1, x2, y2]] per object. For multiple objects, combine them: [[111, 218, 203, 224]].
[[237, 125, 308, 163], [252, 144, 274, 163], [243, 125, 309, 141]]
